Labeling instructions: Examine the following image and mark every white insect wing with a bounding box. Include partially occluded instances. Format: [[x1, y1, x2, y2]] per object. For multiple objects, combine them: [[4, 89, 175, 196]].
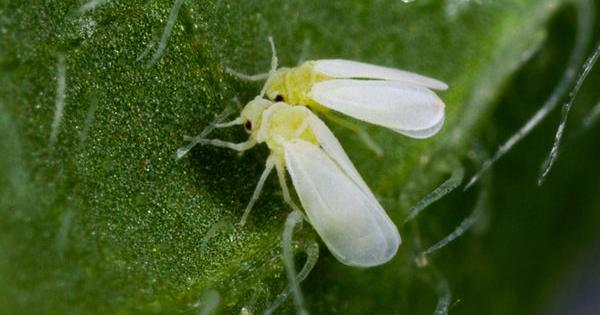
[[310, 79, 445, 138], [284, 140, 400, 267], [306, 114, 373, 196], [392, 115, 445, 139], [313, 59, 448, 90]]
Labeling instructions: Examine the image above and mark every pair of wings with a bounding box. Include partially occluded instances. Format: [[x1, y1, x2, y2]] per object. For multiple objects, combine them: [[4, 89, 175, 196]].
[[283, 111, 400, 267], [309, 59, 447, 139]]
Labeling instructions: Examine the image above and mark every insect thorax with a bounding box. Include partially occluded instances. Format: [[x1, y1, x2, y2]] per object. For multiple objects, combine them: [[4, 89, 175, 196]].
[[266, 62, 330, 112], [256, 103, 318, 161]]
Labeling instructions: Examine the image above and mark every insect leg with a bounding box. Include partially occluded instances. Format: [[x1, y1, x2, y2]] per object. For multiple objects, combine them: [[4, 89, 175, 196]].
[[322, 112, 383, 157], [274, 159, 302, 213], [239, 156, 275, 225]]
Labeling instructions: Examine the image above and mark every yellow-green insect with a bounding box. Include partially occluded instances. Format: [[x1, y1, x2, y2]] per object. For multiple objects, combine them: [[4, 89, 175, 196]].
[[178, 97, 400, 267], [228, 37, 448, 139]]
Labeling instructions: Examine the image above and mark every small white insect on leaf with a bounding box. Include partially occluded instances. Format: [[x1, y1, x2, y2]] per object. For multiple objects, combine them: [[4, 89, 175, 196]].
[[227, 37, 448, 140], [177, 98, 400, 267]]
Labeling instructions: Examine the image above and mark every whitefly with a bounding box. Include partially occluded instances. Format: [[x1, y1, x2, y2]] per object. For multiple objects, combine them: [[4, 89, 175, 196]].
[[228, 37, 448, 139], [178, 98, 400, 267]]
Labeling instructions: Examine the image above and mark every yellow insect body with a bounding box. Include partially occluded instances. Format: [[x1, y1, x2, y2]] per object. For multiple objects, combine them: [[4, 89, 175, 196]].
[[265, 62, 331, 112], [244, 98, 318, 164]]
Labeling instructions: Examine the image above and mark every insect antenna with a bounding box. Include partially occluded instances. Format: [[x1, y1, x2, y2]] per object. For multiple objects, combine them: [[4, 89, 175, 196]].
[[215, 117, 243, 128], [175, 105, 236, 159], [259, 36, 280, 98]]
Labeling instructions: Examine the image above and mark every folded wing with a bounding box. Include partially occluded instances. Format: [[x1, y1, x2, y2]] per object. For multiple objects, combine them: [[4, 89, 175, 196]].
[[306, 114, 373, 197], [284, 140, 400, 267], [313, 59, 448, 90], [310, 79, 445, 139]]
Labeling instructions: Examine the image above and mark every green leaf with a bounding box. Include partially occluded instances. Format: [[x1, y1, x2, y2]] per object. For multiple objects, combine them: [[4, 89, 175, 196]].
[[0, 0, 580, 313]]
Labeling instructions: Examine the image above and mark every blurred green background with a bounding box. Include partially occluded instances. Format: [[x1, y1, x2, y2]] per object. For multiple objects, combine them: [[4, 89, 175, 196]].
[[1, 0, 599, 314]]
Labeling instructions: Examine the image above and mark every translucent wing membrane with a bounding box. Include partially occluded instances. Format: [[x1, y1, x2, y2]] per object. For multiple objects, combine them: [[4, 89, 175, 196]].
[[306, 114, 374, 196], [310, 79, 446, 138], [313, 59, 448, 90], [284, 140, 400, 267], [393, 115, 445, 139]]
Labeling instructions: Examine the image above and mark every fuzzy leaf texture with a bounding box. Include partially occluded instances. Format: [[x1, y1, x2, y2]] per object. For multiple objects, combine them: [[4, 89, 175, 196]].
[[1, 0, 599, 314]]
